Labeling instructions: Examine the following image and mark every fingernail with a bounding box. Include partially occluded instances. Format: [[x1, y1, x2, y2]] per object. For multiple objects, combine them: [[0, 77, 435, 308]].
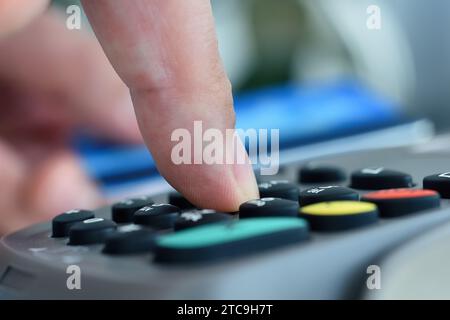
[[231, 139, 260, 205]]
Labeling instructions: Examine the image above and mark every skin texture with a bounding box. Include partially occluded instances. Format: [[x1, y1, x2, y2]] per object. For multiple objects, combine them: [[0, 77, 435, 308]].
[[82, 0, 259, 211], [0, 0, 49, 38], [0, 1, 258, 235]]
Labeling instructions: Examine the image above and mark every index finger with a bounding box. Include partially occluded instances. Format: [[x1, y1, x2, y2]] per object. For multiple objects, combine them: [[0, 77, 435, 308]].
[[81, 0, 258, 211]]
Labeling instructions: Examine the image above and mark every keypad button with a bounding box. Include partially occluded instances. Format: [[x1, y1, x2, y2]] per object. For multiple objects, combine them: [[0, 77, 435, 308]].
[[168, 192, 195, 210], [258, 180, 299, 201], [102, 225, 156, 255], [299, 186, 359, 206], [174, 209, 232, 231], [362, 189, 440, 218], [68, 218, 117, 245], [111, 196, 154, 223], [154, 217, 309, 263], [350, 168, 413, 190], [133, 204, 180, 229], [299, 201, 378, 231], [239, 198, 299, 218], [423, 173, 450, 198], [52, 209, 95, 238], [298, 165, 346, 184]]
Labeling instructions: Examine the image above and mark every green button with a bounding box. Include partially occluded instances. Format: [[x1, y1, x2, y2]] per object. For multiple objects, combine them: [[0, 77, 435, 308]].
[[154, 218, 309, 263]]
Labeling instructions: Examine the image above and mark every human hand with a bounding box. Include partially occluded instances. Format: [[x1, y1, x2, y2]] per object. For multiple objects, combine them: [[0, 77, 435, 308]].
[[0, 0, 259, 235], [82, 0, 259, 210], [0, 3, 141, 235]]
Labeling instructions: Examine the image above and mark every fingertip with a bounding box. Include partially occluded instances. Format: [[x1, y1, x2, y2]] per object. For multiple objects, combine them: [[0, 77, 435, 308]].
[[232, 163, 260, 207], [172, 165, 259, 212], [158, 155, 259, 212]]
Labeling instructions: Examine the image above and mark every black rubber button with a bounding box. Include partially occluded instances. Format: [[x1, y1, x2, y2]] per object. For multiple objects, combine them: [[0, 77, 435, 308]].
[[154, 217, 309, 264], [299, 201, 379, 231], [298, 165, 346, 184], [52, 209, 95, 238], [133, 204, 180, 229], [423, 172, 450, 198], [299, 186, 359, 206], [362, 188, 440, 218], [351, 167, 413, 190], [258, 180, 299, 201], [68, 218, 117, 245], [239, 198, 299, 218], [103, 225, 156, 255], [168, 192, 195, 209], [174, 209, 232, 231], [111, 196, 154, 223]]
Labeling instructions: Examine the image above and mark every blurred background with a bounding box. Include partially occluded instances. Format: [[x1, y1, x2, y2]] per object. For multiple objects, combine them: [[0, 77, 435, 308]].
[[8, 0, 450, 197], [0, 0, 450, 234], [52, 0, 450, 125]]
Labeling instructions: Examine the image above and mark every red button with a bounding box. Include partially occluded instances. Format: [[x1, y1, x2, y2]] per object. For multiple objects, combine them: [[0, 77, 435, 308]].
[[363, 188, 438, 200], [362, 188, 440, 218]]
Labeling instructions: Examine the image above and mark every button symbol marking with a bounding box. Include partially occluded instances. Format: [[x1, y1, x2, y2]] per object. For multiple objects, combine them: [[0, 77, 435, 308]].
[[362, 167, 384, 174], [83, 218, 104, 224], [439, 172, 450, 178]]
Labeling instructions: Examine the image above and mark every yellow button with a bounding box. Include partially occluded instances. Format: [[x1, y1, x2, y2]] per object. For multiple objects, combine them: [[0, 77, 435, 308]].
[[300, 201, 377, 216]]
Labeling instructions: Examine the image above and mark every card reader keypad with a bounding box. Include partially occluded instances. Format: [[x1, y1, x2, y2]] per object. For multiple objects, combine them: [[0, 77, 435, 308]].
[[48, 165, 449, 265]]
